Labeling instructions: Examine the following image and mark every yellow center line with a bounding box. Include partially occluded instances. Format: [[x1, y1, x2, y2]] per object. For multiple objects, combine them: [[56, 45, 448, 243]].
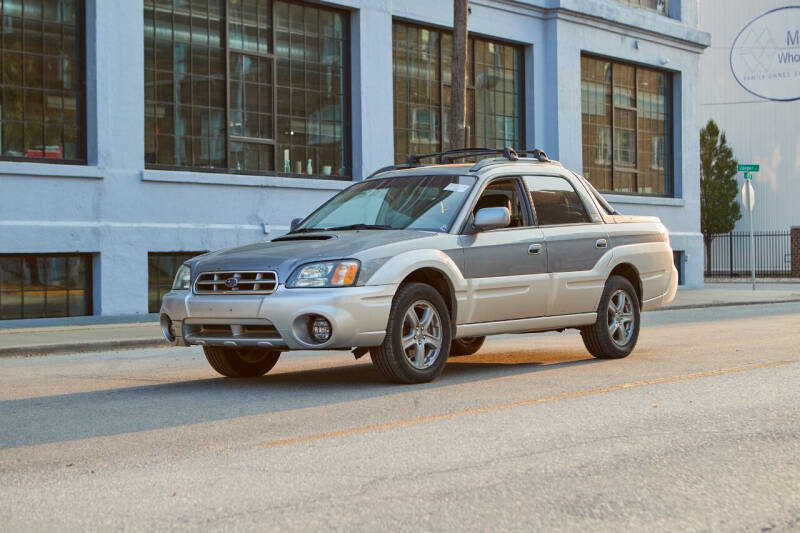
[[256, 360, 793, 448]]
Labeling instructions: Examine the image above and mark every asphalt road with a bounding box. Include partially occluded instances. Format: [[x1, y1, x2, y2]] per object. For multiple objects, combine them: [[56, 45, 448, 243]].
[[1, 303, 799, 532]]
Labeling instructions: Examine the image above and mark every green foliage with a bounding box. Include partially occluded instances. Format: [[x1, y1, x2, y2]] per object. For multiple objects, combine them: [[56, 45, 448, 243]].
[[700, 120, 741, 247]]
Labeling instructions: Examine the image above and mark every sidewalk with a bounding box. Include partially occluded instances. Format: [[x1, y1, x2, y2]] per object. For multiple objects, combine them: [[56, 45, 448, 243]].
[[1, 282, 799, 357]]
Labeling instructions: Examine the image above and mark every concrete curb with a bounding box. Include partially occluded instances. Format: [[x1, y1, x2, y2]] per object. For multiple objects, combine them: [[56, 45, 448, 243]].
[[0, 338, 167, 358], [2, 299, 799, 358], [655, 298, 800, 312]]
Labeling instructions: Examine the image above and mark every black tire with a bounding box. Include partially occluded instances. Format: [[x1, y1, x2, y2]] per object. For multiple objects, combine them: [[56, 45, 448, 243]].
[[581, 275, 641, 359], [449, 336, 486, 357], [203, 346, 281, 377], [370, 282, 452, 384]]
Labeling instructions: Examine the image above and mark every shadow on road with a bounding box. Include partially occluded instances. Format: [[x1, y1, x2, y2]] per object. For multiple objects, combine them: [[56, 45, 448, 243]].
[[0, 349, 598, 450]]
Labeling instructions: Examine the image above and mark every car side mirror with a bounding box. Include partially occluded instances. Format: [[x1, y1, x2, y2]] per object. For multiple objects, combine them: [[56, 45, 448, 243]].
[[289, 217, 303, 232], [472, 207, 511, 232]]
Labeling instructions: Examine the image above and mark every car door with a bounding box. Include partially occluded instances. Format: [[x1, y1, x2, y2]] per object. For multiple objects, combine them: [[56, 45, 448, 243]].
[[523, 174, 609, 316], [459, 177, 549, 323]]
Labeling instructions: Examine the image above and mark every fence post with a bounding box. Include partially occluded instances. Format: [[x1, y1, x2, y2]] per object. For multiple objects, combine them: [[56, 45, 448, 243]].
[[729, 232, 734, 278], [792, 227, 800, 278]]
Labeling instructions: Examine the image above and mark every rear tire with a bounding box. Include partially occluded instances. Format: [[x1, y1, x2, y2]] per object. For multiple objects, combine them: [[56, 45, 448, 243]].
[[370, 283, 452, 384], [581, 275, 640, 359], [449, 336, 486, 357], [203, 346, 281, 377]]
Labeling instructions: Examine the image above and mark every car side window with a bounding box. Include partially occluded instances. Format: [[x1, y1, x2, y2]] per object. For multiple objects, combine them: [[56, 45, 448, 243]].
[[523, 175, 591, 226], [473, 178, 530, 228]]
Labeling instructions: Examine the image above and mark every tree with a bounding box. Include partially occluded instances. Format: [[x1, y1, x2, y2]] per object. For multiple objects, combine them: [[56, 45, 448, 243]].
[[700, 119, 742, 270], [449, 0, 469, 150]]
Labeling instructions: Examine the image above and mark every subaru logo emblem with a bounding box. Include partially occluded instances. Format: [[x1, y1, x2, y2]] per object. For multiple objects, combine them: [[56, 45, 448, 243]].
[[224, 277, 239, 289]]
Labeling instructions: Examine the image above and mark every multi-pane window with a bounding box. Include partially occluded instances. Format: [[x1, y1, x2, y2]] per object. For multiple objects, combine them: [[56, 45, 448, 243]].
[[0, 0, 84, 162], [0, 254, 92, 320], [392, 22, 523, 164], [612, 0, 669, 17], [144, 0, 349, 178], [580, 56, 672, 196], [148, 252, 205, 313]]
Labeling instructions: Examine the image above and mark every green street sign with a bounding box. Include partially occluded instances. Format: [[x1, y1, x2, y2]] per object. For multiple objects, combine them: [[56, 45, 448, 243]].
[[738, 164, 759, 172], [744, 172, 752, 180]]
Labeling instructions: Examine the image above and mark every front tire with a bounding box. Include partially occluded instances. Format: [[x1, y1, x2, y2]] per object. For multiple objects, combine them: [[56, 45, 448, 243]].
[[203, 346, 281, 377], [370, 283, 452, 384], [581, 275, 640, 359]]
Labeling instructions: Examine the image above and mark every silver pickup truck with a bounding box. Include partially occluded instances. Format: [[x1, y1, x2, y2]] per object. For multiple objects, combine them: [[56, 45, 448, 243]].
[[160, 148, 678, 384]]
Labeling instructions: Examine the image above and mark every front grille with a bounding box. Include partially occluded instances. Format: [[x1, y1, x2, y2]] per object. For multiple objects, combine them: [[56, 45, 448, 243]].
[[193, 271, 278, 295]]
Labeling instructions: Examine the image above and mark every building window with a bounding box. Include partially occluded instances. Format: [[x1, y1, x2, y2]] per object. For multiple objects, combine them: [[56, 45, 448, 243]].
[[0, 254, 92, 320], [148, 252, 205, 313], [0, 0, 85, 162], [392, 22, 523, 164], [144, 0, 349, 178], [580, 56, 672, 196], [612, 0, 669, 17]]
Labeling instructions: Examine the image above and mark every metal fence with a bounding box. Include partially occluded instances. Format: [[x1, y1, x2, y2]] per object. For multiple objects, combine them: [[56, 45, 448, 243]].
[[704, 231, 792, 279]]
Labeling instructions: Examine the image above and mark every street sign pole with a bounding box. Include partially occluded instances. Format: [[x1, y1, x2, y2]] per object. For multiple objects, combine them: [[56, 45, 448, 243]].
[[738, 164, 759, 291], [746, 182, 755, 291]]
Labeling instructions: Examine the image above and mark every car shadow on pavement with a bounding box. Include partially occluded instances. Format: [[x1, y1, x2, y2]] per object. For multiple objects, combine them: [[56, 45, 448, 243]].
[[0, 349, 599, 450]]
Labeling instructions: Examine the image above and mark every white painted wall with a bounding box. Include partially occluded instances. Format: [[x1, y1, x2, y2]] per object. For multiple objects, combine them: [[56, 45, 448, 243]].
[[698, 1, 800, 233], [0, 0, 709, 318]]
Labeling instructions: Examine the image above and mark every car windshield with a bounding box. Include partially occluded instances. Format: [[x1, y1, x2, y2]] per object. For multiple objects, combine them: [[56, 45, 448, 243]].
[[295, 175, 477, 233]]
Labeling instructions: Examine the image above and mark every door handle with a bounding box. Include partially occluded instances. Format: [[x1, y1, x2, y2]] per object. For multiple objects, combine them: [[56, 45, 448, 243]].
[[528, 243, 543, 255], [595, 238, 608, 249]]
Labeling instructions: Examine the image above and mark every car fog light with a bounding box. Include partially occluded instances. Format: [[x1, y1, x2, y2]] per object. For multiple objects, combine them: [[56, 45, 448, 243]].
[[309, 316, 331, 343]]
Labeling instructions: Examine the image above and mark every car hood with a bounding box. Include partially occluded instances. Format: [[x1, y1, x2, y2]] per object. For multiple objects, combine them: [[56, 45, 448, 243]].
[[187, 229, 437, 284]]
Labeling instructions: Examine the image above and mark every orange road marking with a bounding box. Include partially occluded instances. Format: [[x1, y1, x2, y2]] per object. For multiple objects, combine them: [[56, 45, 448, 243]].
[[256, 360, 793, 448]]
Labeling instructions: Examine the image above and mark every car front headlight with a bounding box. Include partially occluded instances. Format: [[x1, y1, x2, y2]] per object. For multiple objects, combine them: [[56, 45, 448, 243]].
[[287, 260, 360, 288], [172, 264, 192, 290]]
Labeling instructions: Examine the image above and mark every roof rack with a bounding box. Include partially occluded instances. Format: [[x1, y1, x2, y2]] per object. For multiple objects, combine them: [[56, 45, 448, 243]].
[[366, 147, 552, 179]]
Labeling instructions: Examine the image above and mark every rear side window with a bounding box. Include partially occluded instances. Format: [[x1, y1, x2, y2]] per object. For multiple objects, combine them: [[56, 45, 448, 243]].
[[524, 176, 591, 226]]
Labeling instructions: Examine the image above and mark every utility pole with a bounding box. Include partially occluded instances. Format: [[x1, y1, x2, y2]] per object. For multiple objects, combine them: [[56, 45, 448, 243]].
[[450, 0, 469, 150]]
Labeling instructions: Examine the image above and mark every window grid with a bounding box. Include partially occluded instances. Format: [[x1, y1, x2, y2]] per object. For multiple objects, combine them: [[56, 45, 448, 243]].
[[0, 253, 92, 320], [147, 252, 205, 313], [144, 0, 349, 178], [581, 55, 672, 196], [0, 0, 85, 163], [392, 21, 523, 165]]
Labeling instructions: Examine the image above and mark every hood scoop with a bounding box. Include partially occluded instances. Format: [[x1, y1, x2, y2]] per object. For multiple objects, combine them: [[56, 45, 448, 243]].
[[271, 234, 335, 242]]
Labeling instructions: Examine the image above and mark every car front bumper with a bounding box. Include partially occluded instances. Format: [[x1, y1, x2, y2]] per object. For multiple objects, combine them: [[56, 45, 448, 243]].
[[159, 284, 397, 350]]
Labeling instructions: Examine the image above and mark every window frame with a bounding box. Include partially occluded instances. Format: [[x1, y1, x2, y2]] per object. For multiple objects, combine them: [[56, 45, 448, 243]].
[[0, 253, 93, 320], [392, 19, 525, 165], [0, 1, 88, 165], [580, 53, 674, 198], [143, 0, 351, 179], [460, 176, 535, 234]]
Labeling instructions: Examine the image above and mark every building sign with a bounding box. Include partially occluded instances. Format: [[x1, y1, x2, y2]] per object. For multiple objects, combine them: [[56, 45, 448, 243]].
[[730, 6, 800, 102]]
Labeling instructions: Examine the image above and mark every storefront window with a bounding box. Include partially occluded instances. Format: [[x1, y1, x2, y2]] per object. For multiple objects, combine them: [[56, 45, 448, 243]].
[[0, 254, 92, 320], [392, 22, 523, 164], [581, 56, 672, 196], [148, 252, 205, 313], [0, 0, 84, 162], [144, 0, 349, 178]]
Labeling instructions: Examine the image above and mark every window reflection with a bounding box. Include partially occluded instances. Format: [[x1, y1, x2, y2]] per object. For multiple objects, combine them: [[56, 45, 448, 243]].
[[580, 56, 671, 196], [392, 22, 523, 165], [0, 0, 83, 162], [0, 254, 92, 320], [144, 0, 349, 177]]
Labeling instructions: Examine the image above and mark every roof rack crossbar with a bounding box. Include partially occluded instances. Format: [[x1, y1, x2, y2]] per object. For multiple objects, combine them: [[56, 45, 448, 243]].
[[369, 147, 552, 178]]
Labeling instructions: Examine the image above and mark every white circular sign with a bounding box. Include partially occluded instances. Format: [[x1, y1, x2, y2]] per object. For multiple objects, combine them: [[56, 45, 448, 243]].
[[730, 6, 800, 102], [741, 181, 755, 211]]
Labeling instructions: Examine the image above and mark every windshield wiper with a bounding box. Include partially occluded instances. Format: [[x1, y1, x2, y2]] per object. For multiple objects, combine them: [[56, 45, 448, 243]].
[[324, 224, 395, 231]]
